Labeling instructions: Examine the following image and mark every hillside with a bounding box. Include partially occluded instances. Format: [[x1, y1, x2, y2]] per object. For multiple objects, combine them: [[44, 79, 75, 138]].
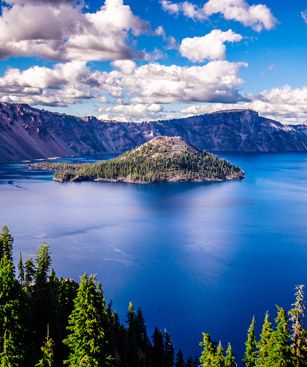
[[41, 136, 244, 183], [0, 102, 307, 162]]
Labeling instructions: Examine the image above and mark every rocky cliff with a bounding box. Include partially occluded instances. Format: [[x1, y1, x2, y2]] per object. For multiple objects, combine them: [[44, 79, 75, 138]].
[[0, 102, 306, 162]]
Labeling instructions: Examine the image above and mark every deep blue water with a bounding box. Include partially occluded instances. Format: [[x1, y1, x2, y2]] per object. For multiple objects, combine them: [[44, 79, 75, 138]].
[[0, 153, 306, 362]]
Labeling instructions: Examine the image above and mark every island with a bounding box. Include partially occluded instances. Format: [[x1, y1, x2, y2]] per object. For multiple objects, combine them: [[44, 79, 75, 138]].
[[32, 136, 244, 183]]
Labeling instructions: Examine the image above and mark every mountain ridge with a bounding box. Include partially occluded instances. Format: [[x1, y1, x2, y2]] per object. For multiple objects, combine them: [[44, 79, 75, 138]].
[[0, 102, 306, 162]]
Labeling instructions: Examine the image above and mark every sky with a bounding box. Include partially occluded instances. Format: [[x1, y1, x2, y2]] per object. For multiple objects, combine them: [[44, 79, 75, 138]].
[[0, 0, 306, 124]]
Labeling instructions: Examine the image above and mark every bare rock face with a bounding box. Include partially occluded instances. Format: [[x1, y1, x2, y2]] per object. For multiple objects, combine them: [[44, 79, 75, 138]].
[[0, 103, 306, 162]]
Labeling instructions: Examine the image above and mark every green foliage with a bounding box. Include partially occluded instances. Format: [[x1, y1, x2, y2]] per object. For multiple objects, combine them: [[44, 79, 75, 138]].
[[63, 273, 112, 367], [266, 306, 293, 367], [0, 226, 13, 263], [17, 253, 24, 284], [25, 258, 36, 284], [256, 312, 273, 366], [0, 226, 305, 367], [0, 330, 22, 367], [44, 137, 244, 183], [36, 335, 55, 367], [0, 256, 25, 367], [35, 243, 51, 285], [289, 285, 307, 367], [213, 341, 225, 367], [225, 343, 236, 367], [244, 316, 257, 367], [199, 333, 216, 367]]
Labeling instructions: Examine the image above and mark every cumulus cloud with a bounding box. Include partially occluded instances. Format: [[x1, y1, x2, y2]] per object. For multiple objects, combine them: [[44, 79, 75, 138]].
[[161, 0, 277, 31], [0, 61, 97, 106], [179, 29, 242, 62], [181, 85, 307, 124], [98, 103, 165, 122], [0, 0, 147, 61], [0, 60, 246, 116]]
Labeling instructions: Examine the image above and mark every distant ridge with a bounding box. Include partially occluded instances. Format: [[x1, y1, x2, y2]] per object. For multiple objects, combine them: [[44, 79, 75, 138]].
[[0, 102, 306, 162]]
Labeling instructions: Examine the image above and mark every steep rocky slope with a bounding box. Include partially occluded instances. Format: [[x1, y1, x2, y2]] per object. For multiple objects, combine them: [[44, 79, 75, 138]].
[[0, 102, 306, 162]]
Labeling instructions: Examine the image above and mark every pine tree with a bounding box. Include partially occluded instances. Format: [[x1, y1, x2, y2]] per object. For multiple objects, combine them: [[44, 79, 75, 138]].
[[25, 258, 36, 284], [256, 312, 273, 366], [244, 317, 257, 367], [0, 226, 13, 262], [164, 330, 174, 367], [199, 333, 216, 367], [126, 302, 139, 367], [213, 341, 225, 367], [0, 330, 21, 367], [36, 326, 55, 367], [267, 306, 293, 367], [17, 252, 24, 284], [289, 285, 307, 367], [0, 256, 25, 366], [225, 343, 236, 367], [35, 243, 51, 285], [175, 349, 185, 367], [152, 327, 165, 366], [63, 273, 112, 367]]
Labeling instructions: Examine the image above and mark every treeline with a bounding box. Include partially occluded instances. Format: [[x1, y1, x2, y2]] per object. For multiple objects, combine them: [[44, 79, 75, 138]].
[[0, 226, 196, 367], [0, 226, 306, 367], [200, 287, 307, 367]]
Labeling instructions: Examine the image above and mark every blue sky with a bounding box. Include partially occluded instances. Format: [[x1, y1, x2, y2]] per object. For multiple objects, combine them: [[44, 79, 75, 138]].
[[0, 0, 306, 123]]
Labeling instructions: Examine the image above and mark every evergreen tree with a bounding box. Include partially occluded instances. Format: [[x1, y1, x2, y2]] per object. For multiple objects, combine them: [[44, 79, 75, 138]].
[[199, 333, 216, 367], [289, 285, 307, 367], [0, 226, 13, 262], [164, 330, 174, 367], [244, 317, 257, 367], [36, 328, 55, 367], [63, 273, 112, 367], [175, 349, 185, 367], [35, 243, 51, 285], [17, 253, 24, 284], [136, 308, 149, 348], [25, 258, 36, 284], [152, 327, 165, 366], [267, 306, 293, 367], [256, 312, 273, 366], [213, 341, 225, 367], [0, 256, 25, 366], [225, 343, 236, 367], [0, 330, 21, 367]]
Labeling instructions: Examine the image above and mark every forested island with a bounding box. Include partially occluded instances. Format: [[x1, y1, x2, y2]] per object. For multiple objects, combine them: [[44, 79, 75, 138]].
[[0, 225, 306, 367], [31, 136, 244, 183]]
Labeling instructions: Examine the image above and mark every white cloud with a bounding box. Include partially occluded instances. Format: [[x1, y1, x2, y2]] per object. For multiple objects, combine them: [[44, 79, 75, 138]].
[[0, 61, 97, 106], [0, 59, 246, 110], [98, 103, 164, 122], [0, 0, 147, 61], [301, 10, 307, 24], [179, 29, 242, 62], [161, 0, 181, 15], [181, 85, 307, 124], [161, 0, 277, 31]]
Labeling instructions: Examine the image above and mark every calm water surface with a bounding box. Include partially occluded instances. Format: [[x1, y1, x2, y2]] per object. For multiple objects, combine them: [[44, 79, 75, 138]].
[[0, 153, 306, 361]]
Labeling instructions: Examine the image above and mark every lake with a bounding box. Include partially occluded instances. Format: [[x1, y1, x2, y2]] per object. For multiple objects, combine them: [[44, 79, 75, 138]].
[[0, 153, 306, 362]]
